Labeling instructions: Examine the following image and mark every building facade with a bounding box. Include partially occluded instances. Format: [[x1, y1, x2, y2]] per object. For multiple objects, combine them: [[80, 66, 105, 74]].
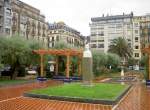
[[90, 12, 142, 60], [48, 22, 84, 48], [0, 0, 12, 36], [11, 0, 48, 46], [140, 14, 150, 49]]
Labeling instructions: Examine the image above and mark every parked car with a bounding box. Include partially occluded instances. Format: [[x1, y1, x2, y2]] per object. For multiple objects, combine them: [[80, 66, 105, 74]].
[[27, 66, 37, 75], [0, 65, 12, 76]]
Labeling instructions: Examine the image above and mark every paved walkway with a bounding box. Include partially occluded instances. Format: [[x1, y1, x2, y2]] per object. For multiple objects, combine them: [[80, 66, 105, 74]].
[[114, 83, 150, 110], [0, 80, 149, 110], [0, 80, 112, 110], [0, 97, 112, 110], [0, 80, 61, 101]]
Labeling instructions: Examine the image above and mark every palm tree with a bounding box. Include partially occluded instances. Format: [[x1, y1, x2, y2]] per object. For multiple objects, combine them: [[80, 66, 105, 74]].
[[108, 37, 132, 60], [108, 37, 132, 78]]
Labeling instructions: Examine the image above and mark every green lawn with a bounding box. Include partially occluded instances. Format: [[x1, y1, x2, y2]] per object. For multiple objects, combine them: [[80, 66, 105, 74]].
[[31, 83, 129, 100], [0, 79, 30, 86]]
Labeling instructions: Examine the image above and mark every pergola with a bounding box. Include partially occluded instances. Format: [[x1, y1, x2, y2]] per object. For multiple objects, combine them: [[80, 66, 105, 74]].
[[33, 49, 83, 78], [142, 46, 150, 80]]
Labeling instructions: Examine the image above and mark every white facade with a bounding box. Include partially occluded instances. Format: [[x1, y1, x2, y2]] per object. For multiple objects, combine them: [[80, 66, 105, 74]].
[[90, 13, 141, 60]]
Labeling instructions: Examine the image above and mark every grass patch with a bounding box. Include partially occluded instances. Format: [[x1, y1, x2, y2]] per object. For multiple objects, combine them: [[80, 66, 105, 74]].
[[30, 83, 129, 100], [0, 79, 30, 86]]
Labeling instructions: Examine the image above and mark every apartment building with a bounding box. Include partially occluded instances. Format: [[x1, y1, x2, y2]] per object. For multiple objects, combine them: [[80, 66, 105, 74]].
[[0, 0, 3, 34], [0, 0, 12, 36], [48, 22, 84, 48], [90, 12, 142, 60], [140, 14, 150, 49], [11, 0, 48, 46]]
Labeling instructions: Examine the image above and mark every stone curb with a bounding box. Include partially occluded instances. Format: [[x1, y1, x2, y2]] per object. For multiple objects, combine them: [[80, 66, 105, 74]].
[[24, 85, 132, 105]]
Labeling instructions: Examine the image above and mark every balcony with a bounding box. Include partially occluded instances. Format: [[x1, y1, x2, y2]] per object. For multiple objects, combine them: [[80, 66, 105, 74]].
[[0, 19, 3, 26], [0, 1, 4, 6], [0, 8, 3, 16]]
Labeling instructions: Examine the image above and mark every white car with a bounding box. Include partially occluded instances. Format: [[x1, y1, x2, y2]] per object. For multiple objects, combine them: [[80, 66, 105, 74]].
[[27, 70, 37, 75]]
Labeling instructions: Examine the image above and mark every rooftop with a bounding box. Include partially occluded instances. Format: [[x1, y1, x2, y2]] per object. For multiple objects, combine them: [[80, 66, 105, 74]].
[[91, 12, 134, 22]]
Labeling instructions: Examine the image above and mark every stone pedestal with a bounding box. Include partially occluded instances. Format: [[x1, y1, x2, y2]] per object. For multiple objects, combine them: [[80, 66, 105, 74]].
[[82, 43, 93, 86]]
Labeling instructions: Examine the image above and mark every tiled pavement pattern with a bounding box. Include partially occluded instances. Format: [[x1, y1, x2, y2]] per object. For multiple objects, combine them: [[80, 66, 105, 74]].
[[114, 82, 150, 110], [0, 97, 112, 110], [0, 80, 150, 110], [0, 80, 112, 110], [0, 80, 62, 101]]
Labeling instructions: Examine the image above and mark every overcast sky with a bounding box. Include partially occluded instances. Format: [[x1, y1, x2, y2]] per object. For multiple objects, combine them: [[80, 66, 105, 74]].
[[22, 0, 150, 36]]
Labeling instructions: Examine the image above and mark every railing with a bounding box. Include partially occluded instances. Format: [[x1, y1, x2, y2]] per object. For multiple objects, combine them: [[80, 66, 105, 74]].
[[0, 10, 3, 16], [0, 1, 4, 6]]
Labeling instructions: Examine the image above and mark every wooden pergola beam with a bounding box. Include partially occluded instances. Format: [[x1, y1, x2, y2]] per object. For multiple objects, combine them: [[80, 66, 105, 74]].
[[33, 49, 83, 78], [66, 54, 70, 78], [40, 54, 44, 77]]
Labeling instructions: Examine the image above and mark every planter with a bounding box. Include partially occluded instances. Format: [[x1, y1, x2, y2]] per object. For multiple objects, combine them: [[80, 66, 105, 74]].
[[63, 78, 72, 83], [37, 77, 47, 81], [146, 80, 150, 86], [24, 85, 132, 105]]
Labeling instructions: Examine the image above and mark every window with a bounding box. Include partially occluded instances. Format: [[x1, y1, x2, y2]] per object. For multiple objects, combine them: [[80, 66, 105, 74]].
[[135, 37, 139, 42], [135, 53, 139, 57], [6, 18, 11, 26], [5, 28, 10, 34], [91, 44, 97, 48], [127, 24, 131, 29], [91, 40, 97, 42], [135, 30, 139, 34], [134, 23, 139, 27], [52, 37, 54, 41], [98, 31, 104, 36], [98, 44, 104, 48], [116, 24, 122, 28], [56, 36, 59, 41], [98, 40, 104, 42], [135, 46, 139, 49]]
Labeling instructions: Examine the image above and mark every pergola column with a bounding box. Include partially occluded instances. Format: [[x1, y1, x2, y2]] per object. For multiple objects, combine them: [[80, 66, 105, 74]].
[[78, 57, 82, 76], [55, 56, 59, 76], [148, 54, 150, 80], [66, 54, 70, 78], [40, 54, 44, 77]]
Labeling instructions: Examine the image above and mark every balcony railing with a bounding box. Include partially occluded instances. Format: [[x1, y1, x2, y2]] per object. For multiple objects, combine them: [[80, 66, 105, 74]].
[[0, 1, 4, 6], [0, 10, 3, 16]]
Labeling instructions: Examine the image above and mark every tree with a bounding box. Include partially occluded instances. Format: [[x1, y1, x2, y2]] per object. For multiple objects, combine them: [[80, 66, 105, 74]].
[[92, 51, 108, 76], [127, 57, 137, 66], [0, 36, 43, 79], [92, 51, 121, 76], [53, 41, 80, 76], [107, 53, 120, 69], [108, 37, 132, 60], [53, 41, 71, 49]]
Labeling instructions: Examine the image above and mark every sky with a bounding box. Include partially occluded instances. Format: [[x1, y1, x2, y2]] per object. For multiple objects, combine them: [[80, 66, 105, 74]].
[[21, 0, 150, 36]]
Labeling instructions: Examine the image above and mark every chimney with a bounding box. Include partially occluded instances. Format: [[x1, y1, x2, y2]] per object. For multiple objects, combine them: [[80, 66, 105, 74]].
[[131, 11, 134, 16], [102, 14, 104, 17]]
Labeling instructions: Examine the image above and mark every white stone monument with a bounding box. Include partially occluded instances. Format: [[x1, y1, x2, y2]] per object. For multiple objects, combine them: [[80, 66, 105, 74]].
[[82, 43, 93, 86]]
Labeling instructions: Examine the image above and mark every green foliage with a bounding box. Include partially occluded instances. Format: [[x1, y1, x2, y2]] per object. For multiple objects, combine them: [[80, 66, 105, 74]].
[[31, 83, 128, 100], [92, 51, 120, 76], [139, 55, 148, 67], [127, 57, 137, 66], [0, 36, 44, 79], [108, 37, 132, 59], [107, 53, 120, 68], [140, 55, 149, 80], [53, 41, 71, 49], [52, 41, 80, 75]]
